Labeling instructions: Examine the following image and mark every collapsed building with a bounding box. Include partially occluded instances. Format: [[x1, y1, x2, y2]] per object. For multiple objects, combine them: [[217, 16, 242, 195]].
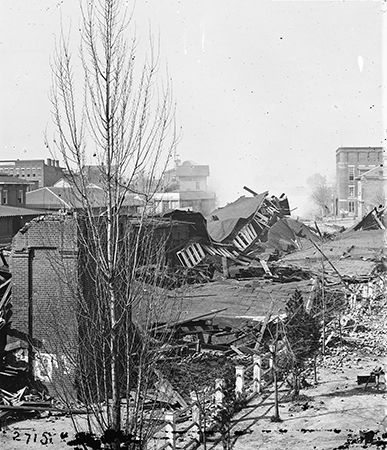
[[172, 192, 292, 271], [0, 189, 385, 401]]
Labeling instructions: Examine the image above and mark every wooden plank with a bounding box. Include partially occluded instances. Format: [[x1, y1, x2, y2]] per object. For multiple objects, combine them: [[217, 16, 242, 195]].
[[0, 278, 11, 291], [152, 307, 229, 331], [0, 282, 11, 310], [0, 405, 87, 414]]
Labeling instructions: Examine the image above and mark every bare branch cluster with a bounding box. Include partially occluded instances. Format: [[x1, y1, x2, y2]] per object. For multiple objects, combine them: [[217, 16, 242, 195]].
[[44, 0, 180, 444]]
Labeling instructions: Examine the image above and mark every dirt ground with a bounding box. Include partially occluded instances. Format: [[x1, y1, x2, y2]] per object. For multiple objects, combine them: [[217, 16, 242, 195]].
[[223, 355, 387, 450], [1, 300, 386, 450], [1, 359, 385, 450]]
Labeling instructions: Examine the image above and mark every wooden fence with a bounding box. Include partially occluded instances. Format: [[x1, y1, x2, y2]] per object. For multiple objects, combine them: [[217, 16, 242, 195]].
[[154, 352, 273, 450]]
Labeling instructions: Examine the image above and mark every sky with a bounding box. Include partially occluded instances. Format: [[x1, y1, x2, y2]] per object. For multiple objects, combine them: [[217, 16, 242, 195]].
[[0, 0, 383, 214]]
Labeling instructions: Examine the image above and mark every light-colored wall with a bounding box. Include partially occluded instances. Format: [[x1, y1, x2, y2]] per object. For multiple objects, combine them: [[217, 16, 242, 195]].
[[179, 177, 207, 191], [151, 192, 181, 214]]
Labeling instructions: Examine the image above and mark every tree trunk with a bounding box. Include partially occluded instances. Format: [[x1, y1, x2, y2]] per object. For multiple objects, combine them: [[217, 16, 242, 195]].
[[109, 287, 121, 445], [293, 373, 300, 399], [222, 427, 230, 450]]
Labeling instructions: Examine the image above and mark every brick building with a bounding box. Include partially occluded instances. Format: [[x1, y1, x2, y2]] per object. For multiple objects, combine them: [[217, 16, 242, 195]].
[[336, 147, 384, 217], [0, 159, 64, 189], [0, 175, 33, 206]]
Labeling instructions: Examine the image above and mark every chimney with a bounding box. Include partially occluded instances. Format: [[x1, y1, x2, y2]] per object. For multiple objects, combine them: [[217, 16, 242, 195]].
[[46, 158, 51, 166]]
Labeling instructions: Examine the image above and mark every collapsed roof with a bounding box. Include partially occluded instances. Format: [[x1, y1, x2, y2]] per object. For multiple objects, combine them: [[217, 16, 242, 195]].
[[278, 229, 385, 280], [207, 193, 267, 242], [351, 205, 385, 232]]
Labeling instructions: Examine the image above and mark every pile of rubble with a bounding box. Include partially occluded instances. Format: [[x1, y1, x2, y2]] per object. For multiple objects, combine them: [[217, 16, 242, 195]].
[[0, 186, 385, 438]]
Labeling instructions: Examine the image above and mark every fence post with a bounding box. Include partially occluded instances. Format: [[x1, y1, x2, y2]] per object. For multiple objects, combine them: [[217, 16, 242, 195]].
[[215, 378, 224, 407], [235, 365, 245, 399], [269, 345, 274, 370], [253, 355, 262, 394], [164, 411, 176, 449], [190, 391, 201, 442]]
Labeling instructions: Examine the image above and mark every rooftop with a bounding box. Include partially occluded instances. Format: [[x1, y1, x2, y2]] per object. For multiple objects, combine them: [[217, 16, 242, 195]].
[[133, 278, 315, 327], [0, 205, 46, 217], [26, 186, 144, 209], [207, 194, 266, 242], [336, 147, 383, 154]]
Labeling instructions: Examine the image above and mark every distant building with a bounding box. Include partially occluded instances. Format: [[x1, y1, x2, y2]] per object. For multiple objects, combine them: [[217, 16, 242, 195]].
[[162, 160, 216, 215], [0, 175, 32, 206], [0, 159, 64, 189], [336, 147, 384, 217]]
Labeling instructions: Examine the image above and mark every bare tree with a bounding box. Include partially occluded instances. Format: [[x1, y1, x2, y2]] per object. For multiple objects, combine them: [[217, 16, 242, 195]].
[[366, 189, 385, 213], [45, 0, 178, 446], [283, 290, 321, 399], [307, 173, 334, 217]]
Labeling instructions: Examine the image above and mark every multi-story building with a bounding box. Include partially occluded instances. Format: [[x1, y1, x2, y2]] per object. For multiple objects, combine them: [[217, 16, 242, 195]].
[[0, 175, 31, 206], [0, 159, 64, 189], [162, 160, 216, 215], [0, 175, 44, 244], [336, 147, 384, 217]]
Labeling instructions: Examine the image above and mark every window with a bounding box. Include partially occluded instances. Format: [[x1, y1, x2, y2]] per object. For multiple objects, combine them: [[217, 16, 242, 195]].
[[2, 190, 8, 205], [348, 166, 355, 181], [348, 200, 355, 213], [18, 189, 24, 204], [348, 185, 355, 198], [195, 181, 200, 190]]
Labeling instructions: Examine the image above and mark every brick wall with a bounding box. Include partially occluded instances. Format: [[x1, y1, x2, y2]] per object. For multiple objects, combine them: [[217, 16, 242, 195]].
[[10, 215, 78, 397]]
